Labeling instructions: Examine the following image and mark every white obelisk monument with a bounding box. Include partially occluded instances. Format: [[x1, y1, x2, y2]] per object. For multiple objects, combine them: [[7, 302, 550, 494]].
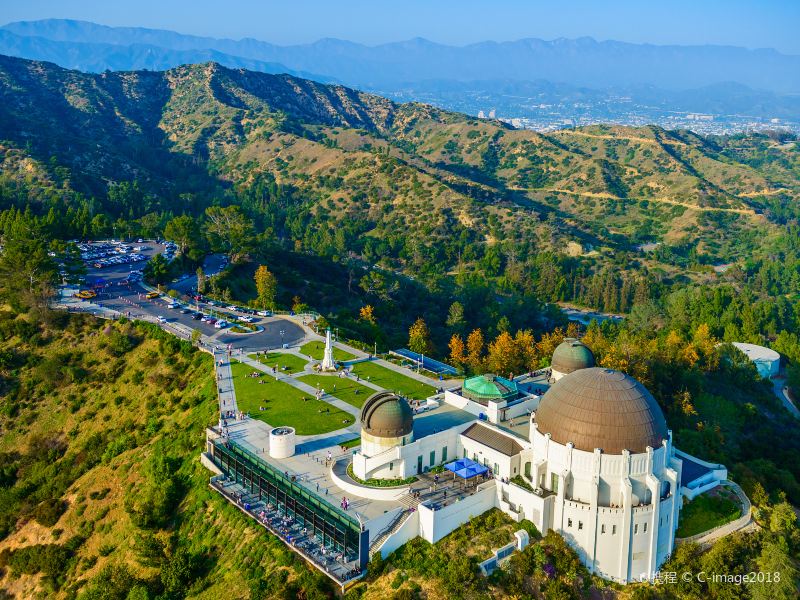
[[320, 328, 336, 371]]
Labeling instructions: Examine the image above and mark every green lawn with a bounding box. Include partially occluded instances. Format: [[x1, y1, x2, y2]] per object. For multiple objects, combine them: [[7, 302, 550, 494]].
[[300, 340, 357, 362], [297, 374, 374, 408], [230, 362, 354, 435], [247, 351, 308, 374], [351, 361, 437, 400], [676, 489, 741, 538]]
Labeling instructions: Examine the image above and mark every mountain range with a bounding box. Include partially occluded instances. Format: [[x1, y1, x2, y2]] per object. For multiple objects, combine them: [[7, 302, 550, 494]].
[[0, 53, 796, 275], [1, 19, 799, 124]]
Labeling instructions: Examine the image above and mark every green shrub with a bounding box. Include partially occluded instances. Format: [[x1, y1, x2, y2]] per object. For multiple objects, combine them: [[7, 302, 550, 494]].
[[346, 463, 417, 487], [32, 498, 67, 527], [2, 543, 71, 578]]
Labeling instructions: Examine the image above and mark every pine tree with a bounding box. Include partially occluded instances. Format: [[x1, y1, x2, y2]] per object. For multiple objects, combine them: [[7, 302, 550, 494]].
[[445, 301, 466, 334]]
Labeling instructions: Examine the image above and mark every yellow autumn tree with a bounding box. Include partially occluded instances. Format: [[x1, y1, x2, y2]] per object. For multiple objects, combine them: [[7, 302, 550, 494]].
[[693, 323, 719, 371], [254, 265, 277, 310], [598, 343, 630, 373], [566, 321, 581, 339], [448, 334, 467, 370], [680, 343, 699, 368], [675, 389, 698, 417], [663, 330, 683, 363], [581, 322, 607, 356], [487, 331, 518, 376], [408, 317, 433, 355], [466, 328, 485, 373], [514, 329, 537, 372], [536, 327, 565, 367], [359, 304, 377, 325]]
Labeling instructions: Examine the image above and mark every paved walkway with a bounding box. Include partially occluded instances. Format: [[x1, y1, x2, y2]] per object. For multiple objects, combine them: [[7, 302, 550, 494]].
[[214, 348, 239, 416], [677, 480, 755, 547]]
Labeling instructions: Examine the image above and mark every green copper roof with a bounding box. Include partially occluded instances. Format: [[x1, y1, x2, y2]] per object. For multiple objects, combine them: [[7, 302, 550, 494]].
[[463, 374, 519, 402]]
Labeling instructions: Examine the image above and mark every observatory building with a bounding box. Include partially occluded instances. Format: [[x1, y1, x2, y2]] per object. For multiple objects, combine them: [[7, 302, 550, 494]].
[[204, 338, 729, 585]]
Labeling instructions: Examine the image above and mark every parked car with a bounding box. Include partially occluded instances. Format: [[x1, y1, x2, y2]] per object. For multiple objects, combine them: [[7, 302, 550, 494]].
[[256, 310, 272, 317], [180, 308, 191, 314], [214, 320, 228, 329], [191, 312, 203, 320], [157, 316, 167, 324], [146, 291, 160, 299], [168, 303, 179, 309]]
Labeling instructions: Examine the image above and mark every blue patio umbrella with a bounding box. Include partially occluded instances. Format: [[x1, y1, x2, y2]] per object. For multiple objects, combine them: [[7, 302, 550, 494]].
[[445, 458, 488, 486]]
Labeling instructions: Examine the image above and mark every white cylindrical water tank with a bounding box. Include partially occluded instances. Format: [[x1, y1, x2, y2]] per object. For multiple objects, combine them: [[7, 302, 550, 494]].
[[269, 426, 296, 459]]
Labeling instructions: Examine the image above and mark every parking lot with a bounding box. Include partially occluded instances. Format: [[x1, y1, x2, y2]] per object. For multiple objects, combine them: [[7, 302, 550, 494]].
[[68, 241, 305, 351]]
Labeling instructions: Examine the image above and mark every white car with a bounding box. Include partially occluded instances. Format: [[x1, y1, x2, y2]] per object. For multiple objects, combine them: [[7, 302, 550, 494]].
[[256, 310, 272, 317], [167, 303, 179, 309], [214, 320, 228, 329], [157, 316, 167, 324]]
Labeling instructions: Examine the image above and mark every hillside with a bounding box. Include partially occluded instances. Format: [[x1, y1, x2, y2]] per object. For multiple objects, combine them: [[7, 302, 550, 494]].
[[0, 311, 336, 598], [0, 54, 797, 275]]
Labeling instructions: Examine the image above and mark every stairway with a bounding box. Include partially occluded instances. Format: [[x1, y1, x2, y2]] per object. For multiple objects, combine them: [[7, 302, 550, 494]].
[[398, 491, 422, 510], [369, 507, 413, 557]]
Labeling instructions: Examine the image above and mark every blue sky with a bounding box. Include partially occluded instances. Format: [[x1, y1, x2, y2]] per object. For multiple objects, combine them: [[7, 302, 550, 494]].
[[3, 0, 799, 53]]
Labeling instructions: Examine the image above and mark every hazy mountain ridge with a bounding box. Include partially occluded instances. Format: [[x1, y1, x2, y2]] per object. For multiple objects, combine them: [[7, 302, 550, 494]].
[[3, 19, 800, 94], [0, 28, 331, 81]]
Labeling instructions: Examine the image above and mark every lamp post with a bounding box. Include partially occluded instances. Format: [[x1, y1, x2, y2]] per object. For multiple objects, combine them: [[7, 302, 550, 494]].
[[280, 329, 285, 348]]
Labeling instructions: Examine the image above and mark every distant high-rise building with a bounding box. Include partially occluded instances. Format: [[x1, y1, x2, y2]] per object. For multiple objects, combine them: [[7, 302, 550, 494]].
[[488, 108, 497, 119], [478, 110, 486, 119]]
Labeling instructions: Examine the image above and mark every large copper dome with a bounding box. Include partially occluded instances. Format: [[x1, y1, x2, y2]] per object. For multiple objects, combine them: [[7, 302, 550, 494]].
[[551, 338, 595, 374], [360, 392, 413, 438], [534, 368, 667, 454]]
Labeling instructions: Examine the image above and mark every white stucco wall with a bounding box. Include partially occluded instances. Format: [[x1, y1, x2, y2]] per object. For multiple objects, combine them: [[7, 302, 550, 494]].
[[418, 482, 498, 544], [461, 435, 521, 480], [356, 422, 473, 480], [379, 510, 420, 558], [522, 425, 683, 582]]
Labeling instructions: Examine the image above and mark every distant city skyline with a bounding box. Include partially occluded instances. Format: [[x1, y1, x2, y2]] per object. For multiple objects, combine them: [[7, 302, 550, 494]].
[[3, 0, 800, 54]]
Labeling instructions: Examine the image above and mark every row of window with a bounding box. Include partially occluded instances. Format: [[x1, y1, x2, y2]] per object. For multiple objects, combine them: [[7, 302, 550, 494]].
[[566, 519, 659, 535]]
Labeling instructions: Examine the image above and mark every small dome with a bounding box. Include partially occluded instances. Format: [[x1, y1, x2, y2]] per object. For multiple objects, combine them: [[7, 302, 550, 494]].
[[551, 338, 595, 374], [463, 374, 519, 402], [534, 367, 668, 454], [360, 391, 413, 438]]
